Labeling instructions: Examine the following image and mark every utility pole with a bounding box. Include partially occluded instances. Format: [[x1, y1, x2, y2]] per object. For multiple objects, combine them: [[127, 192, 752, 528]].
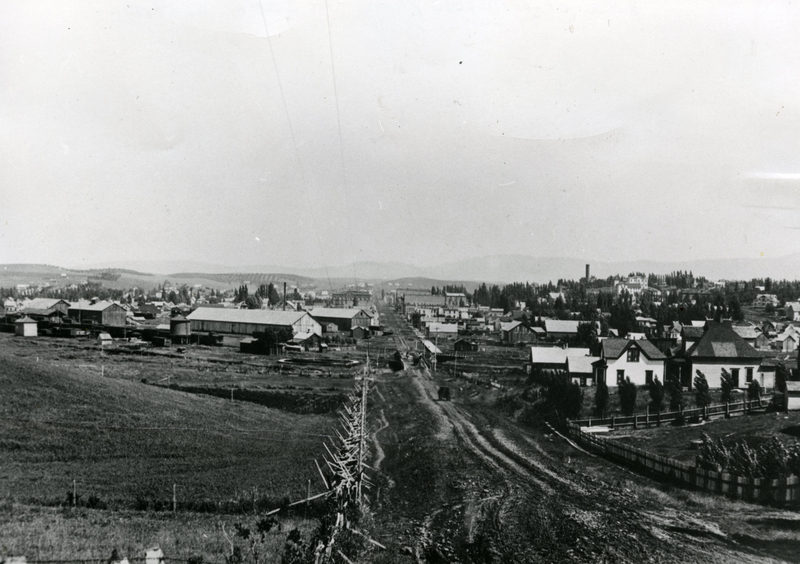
[[358, 375, 368, 505]]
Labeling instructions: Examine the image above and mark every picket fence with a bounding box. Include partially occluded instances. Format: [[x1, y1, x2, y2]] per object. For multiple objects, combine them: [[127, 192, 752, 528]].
[[566, 421, 800, 506], [570, 398, 766, 430]]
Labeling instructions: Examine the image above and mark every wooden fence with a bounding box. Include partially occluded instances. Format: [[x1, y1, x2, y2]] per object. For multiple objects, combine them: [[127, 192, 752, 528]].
[[570, 398, 767, 430], [567, 422, 800, 506]]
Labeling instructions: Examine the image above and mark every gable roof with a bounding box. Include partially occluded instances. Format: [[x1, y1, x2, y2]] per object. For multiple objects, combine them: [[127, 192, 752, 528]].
[[530, 347, 591, 365], [308, 308, 370, 320], [732, 326, 760, 340], [186, 308, 312, 326], [566, 355, 600, 375], [68, 300, 122, 312], [500, 320, 524, 332], [24, 298, 69, 310], [544, 320, 580, 334], [685, 321, 762, 359], [601, 338, 666, 361]]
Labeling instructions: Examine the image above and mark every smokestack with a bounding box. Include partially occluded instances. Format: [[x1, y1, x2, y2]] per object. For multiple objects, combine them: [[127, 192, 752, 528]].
[[585, 264, 590, 282], [283, 282, 287, 311]]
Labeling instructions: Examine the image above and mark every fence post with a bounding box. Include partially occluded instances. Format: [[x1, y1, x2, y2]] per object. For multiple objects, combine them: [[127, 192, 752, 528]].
[[703, 405, 708, 420], [633, 414, 638, 430], [725, 402, 730, 418], [646, 406, 650, 425], [656, 410, 661, 427], [173, 484, 177, 514], [611, 416, 615, 430]]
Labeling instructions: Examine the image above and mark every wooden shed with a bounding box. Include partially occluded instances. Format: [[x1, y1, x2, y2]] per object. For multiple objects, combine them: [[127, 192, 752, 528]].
[[14, 316, 38, 337]]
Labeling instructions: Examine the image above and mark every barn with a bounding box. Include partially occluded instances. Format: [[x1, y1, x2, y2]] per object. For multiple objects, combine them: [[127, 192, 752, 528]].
[[68, 301, 128, 327], [186, 308, 321, 336], [21, 298, 71, 316], [308, 308, 372, 332]]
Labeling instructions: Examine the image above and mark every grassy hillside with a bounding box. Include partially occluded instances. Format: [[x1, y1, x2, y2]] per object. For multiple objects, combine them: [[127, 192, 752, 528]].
[[0, 349, 337, 511]]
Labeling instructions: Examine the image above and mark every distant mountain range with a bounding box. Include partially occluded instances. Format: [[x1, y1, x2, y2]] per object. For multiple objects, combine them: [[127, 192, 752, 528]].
[[75, 253, 800, 284]]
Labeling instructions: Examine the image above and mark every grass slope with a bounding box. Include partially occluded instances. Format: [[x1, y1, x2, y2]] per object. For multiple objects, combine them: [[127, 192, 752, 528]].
[[0, 349, 336, 511]]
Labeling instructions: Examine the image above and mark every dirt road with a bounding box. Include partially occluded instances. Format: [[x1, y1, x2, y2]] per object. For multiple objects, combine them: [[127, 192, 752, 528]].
[[365, 302, 796, 563]]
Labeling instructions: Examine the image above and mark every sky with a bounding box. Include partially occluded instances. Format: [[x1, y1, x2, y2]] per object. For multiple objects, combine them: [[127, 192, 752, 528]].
[[1, 0, 799, 271]]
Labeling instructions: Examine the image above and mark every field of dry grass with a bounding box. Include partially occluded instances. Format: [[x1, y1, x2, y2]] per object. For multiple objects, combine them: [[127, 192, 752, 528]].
[[0, 334, 339, 513]]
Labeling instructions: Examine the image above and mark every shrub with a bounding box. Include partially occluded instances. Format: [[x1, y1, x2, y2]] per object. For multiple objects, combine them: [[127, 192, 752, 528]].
[[747, 380, 762, 402], [618, 377, 637, 416], [648, 376, 664, 413], [667, 377, 683, 412], [543, 372, 582, 421], [593, 379, 609, 418], [694, 370, 711, 410], [720, 369, 734, 404]]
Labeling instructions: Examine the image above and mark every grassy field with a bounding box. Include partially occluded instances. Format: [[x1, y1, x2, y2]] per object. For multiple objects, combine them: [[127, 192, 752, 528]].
[[0, 337, 339, 512], [0, 503, 319, 562], [608, 409, 800, 464]]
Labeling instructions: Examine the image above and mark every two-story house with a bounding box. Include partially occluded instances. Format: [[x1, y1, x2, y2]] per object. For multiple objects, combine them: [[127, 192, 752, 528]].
[[592, 338, 667, 387]]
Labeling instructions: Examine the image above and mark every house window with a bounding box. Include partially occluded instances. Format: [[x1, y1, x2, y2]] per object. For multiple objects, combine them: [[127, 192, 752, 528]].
[[617, 370, 625, 385], [731, 368, 740, 388], [627, 349, 640, 362], [746, 368, 753, 383], [645, 370, 654, 385]]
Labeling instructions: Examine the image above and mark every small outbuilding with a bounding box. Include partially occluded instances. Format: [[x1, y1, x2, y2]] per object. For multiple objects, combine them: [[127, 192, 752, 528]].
[[453, 339, 479, 352], [97, 332, 113, 346], [14, 316, 38, 337], [785, 381, 800, 411]]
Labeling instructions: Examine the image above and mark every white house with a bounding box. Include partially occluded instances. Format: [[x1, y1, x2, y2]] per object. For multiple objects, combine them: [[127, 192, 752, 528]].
[[786, 302, 800, 321], [592, 338, 667, 387], [682, 321, 767, 389]]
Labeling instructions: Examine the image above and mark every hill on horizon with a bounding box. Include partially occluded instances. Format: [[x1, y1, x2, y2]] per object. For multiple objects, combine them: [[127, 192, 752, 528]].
[[7, 252, 800, 289]]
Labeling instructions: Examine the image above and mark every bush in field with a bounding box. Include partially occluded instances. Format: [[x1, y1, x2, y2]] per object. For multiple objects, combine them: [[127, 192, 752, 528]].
[[720, 369, 734, 404], [648, 376, 664, 413], [667, 377, 683, 411], [697, 434, 800, 480], [618, 377, 637, 416], [694, 370, 711, 410], [593, 379, 609, 418], [697, 433, 730, 473]]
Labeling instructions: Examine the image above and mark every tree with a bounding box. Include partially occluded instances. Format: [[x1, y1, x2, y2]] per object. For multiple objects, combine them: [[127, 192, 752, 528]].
[[667, 377, 683, 411], [618, 377, 638, 416], [573, 322, 599, 350], [545, 373, 583, 421], [694, 370, 711, 410], [649, 376, 664, 413], [747, 380, 762, 403], [720, 369, 734, 404], [594, 379, 609, 418], [245, 294, 262, 310], [267, 283, 281, 307]]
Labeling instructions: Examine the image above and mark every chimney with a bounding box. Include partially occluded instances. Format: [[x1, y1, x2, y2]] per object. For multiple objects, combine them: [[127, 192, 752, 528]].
[[585, 264, 590, 282], [283, 282, 287, 311]]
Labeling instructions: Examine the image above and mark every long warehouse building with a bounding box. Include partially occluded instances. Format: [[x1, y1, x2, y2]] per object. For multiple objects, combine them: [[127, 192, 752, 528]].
[[186, 308, 322, 336]]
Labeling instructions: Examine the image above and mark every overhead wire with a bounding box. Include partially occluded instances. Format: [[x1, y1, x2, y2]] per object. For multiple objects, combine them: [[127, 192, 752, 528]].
[[256, 0, 334, 297], [324, 0, 360, 289]]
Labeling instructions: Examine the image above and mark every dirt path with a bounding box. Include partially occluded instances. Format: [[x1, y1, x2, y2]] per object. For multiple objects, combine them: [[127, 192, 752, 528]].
[[366, 301, 794, 563]]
